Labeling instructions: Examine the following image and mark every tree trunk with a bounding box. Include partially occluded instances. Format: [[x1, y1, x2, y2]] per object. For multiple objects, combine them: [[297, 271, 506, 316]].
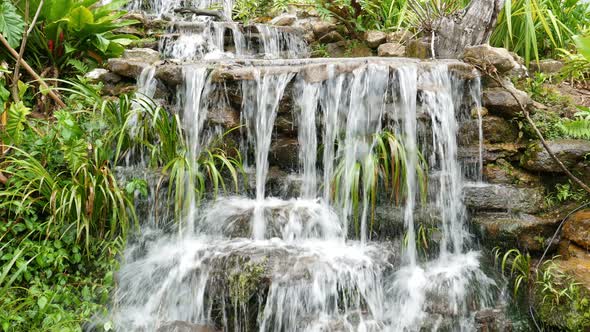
[[433, 0, 505, 58]]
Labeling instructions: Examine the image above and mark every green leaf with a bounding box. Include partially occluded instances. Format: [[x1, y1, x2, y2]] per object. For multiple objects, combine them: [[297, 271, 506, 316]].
[[45, 0, 74, 23], [37, 296, 48, 309], [574, 34, 590, 61], [69, 6, 94, 31], [5, 101, 30, 144], [0, 1, 25, 48]]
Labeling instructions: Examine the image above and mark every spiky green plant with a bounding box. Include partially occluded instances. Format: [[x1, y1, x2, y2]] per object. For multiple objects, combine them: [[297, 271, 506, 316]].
[[332, 130, 428, 238], [493, 247, 532, 298], [491, 0, 590, 65]]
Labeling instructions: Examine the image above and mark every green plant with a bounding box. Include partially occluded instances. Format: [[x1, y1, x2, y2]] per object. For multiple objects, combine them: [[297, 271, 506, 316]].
[[0, 0, 25, 48], [332, 130, 427, 238], [233, 0, 293, 22], [559, 106, 590, 139], [490, 0, 590, 65], [493, 247, 532, 298], [534, 261, 590, 330], [403, 223, 439, 259], [560, 32, 590, 86], [17, 0, 138, 73], [311, 43, 330, 57]]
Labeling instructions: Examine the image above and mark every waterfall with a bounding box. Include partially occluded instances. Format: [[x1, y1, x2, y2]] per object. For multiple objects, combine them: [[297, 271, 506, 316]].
[[109, 2, 500, 330]]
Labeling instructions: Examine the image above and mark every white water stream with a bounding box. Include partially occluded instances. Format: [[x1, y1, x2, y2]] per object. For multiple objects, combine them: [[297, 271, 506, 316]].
[[109, 3, 497, 331]]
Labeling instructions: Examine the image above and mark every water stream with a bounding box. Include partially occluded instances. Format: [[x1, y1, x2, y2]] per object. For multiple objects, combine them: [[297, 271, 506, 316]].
[[109, 3, 498, 331]]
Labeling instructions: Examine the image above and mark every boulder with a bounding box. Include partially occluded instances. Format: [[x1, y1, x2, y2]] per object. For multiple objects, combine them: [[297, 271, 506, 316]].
[[405, 39, 432, 59], [472, 212, 558, 251], [474, 308, 513, 332], [521, 139, 590, 173], [207, 106, 240, 128], [459, 143, 524, 164], [349, 44, 373, 57], [325, 41, 347, 58], [311, 21, 336, 39], [378, 43, 405, 57], [386, 30, 412, 44], [318, 30, 345, 44], [464, 183, 544, 213], [529, 59, 563, 74], [563, 209, 590, 249], [458, 116, 518, 146], [483, 159, 541, 187], [461, 45, 519, 74], [156, 63, 183, 86], [363, 30, 387, 48], [482, 86, 532, 118], [84, 68, 121, 84], [270, 14, 297, 26], [483, 116, 518, 143], [107, 58, 148, 78], [156, 321, 217, 332], [123, 48, 161, 64]]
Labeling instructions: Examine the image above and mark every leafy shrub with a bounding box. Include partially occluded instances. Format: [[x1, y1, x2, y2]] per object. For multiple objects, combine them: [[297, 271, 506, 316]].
[[8, 0, 138, 74]]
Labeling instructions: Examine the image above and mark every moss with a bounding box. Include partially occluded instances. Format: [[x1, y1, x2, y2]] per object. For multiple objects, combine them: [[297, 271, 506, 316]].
[[533, 265, 590, 331], [228, 257, 267, 307]]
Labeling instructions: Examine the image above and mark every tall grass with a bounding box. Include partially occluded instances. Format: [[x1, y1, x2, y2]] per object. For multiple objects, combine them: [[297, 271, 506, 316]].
[[491, 0, 590, 65], [332, 130, 428, 237]]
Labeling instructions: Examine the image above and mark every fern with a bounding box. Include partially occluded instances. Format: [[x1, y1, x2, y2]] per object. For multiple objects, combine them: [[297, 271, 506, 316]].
[[560, 119, 590, 139], [560, 106, 590, 139], [67, 59, 90, 74]]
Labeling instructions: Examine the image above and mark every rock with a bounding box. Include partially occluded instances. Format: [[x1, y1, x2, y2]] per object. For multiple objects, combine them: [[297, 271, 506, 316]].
[[482, 86, 532, 118], [483, 116, 518, 143], [107, 58, 148, 78], [349, 44, 373, 57], [386, 30, 412, 44], [474, 308, 513, 332], [122, 48, 161, 64], [471, 107, 488, 118], [458, 116, 518, 145], [122, 12, 146, 25], [459, 143, 524, 165], [461, 45, 519, 74], [325, 41, 347, 58], [363, 30, 387, 48], [318, 30, 345, 44], [270, 14, 297, 26], [563, 210, 590, 249], [207, 106, 240, 128], [521, 139, 590, 172], [483, 159, 541, 187], [529, 59, 563, 74], [269, 138, 299, 170], [464, 183, 544, 213], [311, 21, 336, 38], [84, 68, 121, 84], [378, 43, 405, 57], [472, 212, 558, 251], [156, 63, 183, 86], [405, 39, 432, 59], [156, 321, 217, 332]]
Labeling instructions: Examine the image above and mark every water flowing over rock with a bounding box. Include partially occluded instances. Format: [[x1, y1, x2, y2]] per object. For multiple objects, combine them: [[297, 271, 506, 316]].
[[107, 2, 506, 331]]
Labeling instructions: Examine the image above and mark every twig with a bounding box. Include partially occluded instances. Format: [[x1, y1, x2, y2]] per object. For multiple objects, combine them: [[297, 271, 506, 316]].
[[12, 0, 44, 102], [0, 34, 66, 108], [481, 67, 590, 194]]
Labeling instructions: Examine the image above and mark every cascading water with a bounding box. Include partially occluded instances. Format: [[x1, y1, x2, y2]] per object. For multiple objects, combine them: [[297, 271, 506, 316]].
[[109, 3, 501, 331]]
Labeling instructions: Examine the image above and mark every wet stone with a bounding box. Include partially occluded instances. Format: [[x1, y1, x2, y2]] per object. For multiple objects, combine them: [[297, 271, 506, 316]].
[[463, 183, 545, 214], [521, 139, 590, 173], [563, 209, 590, 249]]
